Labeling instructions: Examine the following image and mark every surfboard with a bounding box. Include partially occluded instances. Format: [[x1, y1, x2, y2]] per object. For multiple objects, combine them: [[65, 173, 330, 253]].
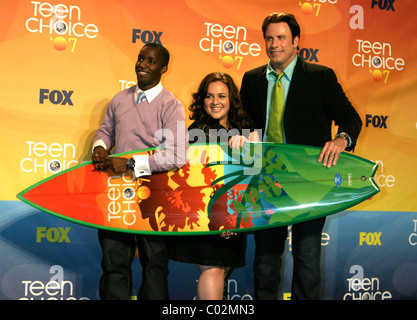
[[17, 143, 379, 235]]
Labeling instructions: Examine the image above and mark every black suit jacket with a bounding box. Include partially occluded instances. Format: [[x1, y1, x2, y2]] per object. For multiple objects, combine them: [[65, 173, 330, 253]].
[[240, 57, 362, 151]]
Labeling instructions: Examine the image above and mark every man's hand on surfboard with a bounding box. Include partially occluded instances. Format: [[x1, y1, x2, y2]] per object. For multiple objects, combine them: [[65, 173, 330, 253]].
[[318, 137, 349, 168], [92, 146, 109, 171]]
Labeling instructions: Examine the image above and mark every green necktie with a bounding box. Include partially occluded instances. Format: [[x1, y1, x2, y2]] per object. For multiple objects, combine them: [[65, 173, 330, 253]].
[[267, 72, 285, 143]]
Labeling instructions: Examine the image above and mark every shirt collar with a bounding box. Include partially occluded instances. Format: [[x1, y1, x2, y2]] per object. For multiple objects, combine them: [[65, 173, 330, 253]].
[[267, 55, 298, 81], [136, 81, 163, 103]]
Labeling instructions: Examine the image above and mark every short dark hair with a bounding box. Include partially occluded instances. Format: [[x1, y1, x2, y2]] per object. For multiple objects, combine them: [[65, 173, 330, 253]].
[[143, 43, 170, 66], [262, 12, 301, 41]]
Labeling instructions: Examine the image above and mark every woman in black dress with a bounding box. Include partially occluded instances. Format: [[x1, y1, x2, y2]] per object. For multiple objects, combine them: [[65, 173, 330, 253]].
[[169, 72, 259, 299]]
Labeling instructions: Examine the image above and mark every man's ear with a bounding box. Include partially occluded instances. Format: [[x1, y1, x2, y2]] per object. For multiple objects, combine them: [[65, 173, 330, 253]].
[[293, 36, 300, 49], [161, 65, 168, 75]]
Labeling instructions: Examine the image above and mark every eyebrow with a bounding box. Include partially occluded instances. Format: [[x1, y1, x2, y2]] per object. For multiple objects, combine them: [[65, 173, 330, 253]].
[[206, 92, 227, 95]]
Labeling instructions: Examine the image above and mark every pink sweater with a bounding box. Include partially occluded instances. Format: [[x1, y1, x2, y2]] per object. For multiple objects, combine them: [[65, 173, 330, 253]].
[[93, 85, 188, 173]]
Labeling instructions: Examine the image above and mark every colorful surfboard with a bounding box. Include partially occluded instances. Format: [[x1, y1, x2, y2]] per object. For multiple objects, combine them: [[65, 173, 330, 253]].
[[17, 143, 379, 235]]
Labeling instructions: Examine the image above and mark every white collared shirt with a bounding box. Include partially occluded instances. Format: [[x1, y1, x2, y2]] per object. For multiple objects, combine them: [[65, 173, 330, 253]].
[[136, 81, 163, 103]]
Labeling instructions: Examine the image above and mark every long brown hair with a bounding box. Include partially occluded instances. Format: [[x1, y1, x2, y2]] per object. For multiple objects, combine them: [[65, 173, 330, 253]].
[[189, 72, 251, 133]]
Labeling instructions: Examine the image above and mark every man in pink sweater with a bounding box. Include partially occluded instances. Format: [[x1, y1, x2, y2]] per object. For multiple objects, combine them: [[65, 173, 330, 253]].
[[92, 43, 188, 300]]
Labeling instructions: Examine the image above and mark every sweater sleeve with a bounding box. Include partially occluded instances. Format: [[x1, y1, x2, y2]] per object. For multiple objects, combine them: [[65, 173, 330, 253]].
[[148, 96, 189, 173]]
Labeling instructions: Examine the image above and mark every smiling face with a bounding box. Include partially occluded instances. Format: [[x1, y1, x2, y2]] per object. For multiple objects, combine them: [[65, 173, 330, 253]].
[[203, 81, 230, 128], [135, 45, 167, 91], [265, 22, 299, 73]]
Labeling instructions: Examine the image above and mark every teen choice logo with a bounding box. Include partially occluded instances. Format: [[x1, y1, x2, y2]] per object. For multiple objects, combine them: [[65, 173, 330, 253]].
[[52, 36, 67, 51], [25, 2, 99, 53], [370, 69, 383, 82], [221, 55, 234, 69], [300, 2, 313, 15], [200, 22, 261, 70], [137, 185, 151, 200]]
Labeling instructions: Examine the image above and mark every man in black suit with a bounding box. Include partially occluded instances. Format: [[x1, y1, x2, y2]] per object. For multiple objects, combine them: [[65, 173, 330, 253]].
[[240, 13, 362, 299]]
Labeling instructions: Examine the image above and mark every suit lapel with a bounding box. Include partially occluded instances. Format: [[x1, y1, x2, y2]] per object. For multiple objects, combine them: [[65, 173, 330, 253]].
[[256, 66, 268, 123], [285, 57, 305, 114]]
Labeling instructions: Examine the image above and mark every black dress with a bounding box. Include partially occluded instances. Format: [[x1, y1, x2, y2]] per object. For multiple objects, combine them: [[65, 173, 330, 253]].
[[168, 122, 251, 268], [169, 231, 246, 268]]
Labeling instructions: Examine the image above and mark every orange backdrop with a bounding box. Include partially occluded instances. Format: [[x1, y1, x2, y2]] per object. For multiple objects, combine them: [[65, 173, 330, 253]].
[[2, 0, 416, 214]]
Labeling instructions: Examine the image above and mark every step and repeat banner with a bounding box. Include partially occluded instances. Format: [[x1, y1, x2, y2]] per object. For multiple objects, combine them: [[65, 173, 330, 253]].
[[1, 0, 416, 300]]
